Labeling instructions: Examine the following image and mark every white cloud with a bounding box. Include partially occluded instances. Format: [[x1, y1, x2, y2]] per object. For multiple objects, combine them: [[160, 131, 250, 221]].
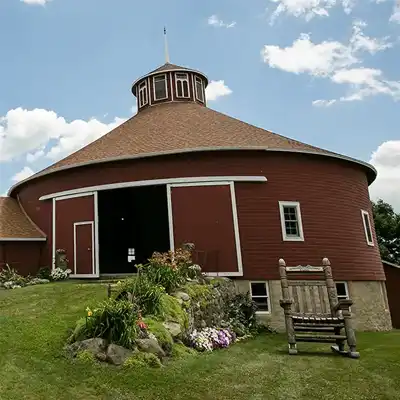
[[261, 20, 399, 104], [312, 99, 337, 106], [369, 140, 400, 212], [262, 33, 357, 76], [208, 15, 236, 28], [268, 0, 356, 23], [21, 0, 51, 5], [0, 107, 125, 163], [205, 80, 233, 101], [390, 0, 400, 22], [12, 166, 35, 183]]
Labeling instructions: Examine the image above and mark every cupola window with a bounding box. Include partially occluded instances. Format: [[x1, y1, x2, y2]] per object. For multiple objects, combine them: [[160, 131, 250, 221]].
[[138, 81, 148, 108], [153, 74, 168, 101], [195, 76, 204, 102], [175, 72, 190, 98]]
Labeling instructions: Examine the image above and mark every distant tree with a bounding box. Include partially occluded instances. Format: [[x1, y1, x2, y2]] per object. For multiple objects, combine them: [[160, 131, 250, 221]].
[[371, 199, 400, 265]]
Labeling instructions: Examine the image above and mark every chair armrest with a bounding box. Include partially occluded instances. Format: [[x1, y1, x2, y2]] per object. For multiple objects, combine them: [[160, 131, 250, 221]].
[[334, 299, 353, 312], [280, 299, 293, 310]]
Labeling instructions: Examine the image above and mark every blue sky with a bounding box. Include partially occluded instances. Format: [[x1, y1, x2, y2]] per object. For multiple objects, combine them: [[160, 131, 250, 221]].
[[0, 0, 399, 209]]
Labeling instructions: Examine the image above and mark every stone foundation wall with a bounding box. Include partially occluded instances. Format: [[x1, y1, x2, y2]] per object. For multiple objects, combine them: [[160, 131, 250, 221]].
[[234, 280, 392, 332]]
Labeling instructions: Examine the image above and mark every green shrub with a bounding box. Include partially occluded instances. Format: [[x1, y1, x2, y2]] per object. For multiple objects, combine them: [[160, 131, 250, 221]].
[[84, 299, 139, 349], [228, 292, 258, 336], [115, 275, 165, 316], [143, 318, 173, 354], [36, 267, 51, 280], [138, 248, 201, 294], [0, 264, 26, 286], [124, 352, 162, 368], [171, 343, 196, 359]]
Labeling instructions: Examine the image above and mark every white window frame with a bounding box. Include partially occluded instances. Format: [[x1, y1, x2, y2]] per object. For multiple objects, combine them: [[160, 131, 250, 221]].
[[138, 81, 148, 108], [195, 76, 204, 102], [278, 201, 304, 242], [249, 281, 271, 314], [335, 281, 349, 300], [175, 72, 190, 99], [361, 209, 374, 246], [153, 74, 168, 101]]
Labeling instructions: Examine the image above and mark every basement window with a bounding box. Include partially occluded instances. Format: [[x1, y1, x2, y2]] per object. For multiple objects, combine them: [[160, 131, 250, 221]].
[[278, 201, 304, 241], [361, 209, 374, 246], [249, 282, 270, 313], [153, 74, 168, 101], [175, 72, 190, 98], [336, 282, 349, 300], [138, 81, 148, 108], [195, 76, 204, 102]]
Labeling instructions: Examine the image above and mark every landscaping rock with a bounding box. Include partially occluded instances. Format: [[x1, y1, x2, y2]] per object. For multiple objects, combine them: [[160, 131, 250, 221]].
[[136, 338, 166, 360], [163, 321, 182, 338], [172, 291, 190, 302], [66, 338, 107, 359], [106, 344, 135, 365]]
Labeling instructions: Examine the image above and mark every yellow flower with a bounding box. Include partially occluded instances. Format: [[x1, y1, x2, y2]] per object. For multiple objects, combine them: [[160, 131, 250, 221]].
[[87, 311, 93, 317]]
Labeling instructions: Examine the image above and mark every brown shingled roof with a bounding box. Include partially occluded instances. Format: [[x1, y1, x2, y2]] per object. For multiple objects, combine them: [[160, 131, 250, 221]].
[[42, 101, 335, 173], [148, 62, 189, 74], [0, 197, 46, 239]]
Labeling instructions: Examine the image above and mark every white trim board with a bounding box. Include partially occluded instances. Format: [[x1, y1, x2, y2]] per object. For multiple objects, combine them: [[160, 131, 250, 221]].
[[73, 221, 95, 277], [382, 260, 400, 269], [361, 209, 374, 247], [39, 176, 267, 201], [166, 181, 244, 277], [0, 237, 46, 241]]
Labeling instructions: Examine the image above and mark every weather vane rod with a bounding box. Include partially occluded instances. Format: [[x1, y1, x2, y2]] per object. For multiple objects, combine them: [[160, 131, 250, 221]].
[[164, 27, 170, 63]]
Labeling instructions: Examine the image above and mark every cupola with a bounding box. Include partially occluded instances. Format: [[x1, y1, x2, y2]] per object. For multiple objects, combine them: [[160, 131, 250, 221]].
[[131, 62, 209, 112]]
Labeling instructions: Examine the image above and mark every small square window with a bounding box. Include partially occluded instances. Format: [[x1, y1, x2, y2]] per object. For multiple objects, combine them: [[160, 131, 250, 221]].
[[279, 201, 304, 241], [361, 210, 374, 246], [250, 282, 270, 313]]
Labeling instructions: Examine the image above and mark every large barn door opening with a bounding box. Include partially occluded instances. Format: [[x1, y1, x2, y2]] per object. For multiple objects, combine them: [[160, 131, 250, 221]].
[[98, 185, 170, 275], [54, 193, 98, 278], [168, 182, 243, 276]]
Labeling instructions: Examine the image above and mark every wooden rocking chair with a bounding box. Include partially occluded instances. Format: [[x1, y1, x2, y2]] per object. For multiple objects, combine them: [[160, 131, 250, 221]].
[[279, 258, 359, 359]]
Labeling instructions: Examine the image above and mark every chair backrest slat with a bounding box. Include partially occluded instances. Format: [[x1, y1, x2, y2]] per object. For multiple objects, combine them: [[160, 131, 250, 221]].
[[279, 258, 339, 317]]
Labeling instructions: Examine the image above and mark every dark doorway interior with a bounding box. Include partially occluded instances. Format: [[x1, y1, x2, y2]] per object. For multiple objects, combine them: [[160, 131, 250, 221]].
[[98, 185, 170, 274]]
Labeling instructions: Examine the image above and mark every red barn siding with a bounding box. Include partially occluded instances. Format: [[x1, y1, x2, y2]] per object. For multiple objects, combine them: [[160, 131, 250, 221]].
[[171, 184, 239, 273], [384, 263, 400, 329], [15, 151, 384, 280], [0, 241, 45, 276], [55, 195, 94, 274]]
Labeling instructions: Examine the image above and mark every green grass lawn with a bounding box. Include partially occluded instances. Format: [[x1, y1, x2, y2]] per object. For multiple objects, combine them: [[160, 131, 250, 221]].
[[0, 282, 399, 400]]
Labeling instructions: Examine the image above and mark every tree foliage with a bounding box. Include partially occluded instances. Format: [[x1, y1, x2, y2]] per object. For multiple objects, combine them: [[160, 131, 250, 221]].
[[371, 199, 400, 265]]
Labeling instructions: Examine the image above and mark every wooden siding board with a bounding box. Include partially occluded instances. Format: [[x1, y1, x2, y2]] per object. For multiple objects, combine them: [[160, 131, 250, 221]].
[[16, 151, 383, 280]]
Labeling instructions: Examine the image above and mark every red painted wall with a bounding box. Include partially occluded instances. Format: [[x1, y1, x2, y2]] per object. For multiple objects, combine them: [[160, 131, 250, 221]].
[[14, 151, 384, 280], [171, 184, 239, 274], [384, 263, 400, 329], [0, 241, 45, 276], [55, 195, 94, 274]]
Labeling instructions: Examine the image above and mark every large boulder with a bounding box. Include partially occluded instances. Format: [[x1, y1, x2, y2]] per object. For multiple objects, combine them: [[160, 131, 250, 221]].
[[65, 338, 107, 360], [136, 338, 166, 360], [106, 344, 136, 365]]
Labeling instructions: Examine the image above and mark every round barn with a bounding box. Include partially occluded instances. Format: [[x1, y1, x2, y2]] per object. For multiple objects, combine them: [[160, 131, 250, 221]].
[[0, 61, 392, 331]]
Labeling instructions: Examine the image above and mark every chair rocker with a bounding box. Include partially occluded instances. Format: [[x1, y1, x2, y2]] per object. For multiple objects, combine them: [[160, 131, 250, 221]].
[[279, 257, 359, 359]]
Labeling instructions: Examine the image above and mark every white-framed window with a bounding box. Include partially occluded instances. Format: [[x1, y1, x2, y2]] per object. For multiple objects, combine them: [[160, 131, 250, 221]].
[[361, 209, 374, 246], [336, 282, 349, 300], [195, 76, 204, 102], [249, 281, 270, 313], [278, 201, 304, 241], [138, 81, 148, 108], [175, 72, 190, 98], [153, 74, 168, 101]]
